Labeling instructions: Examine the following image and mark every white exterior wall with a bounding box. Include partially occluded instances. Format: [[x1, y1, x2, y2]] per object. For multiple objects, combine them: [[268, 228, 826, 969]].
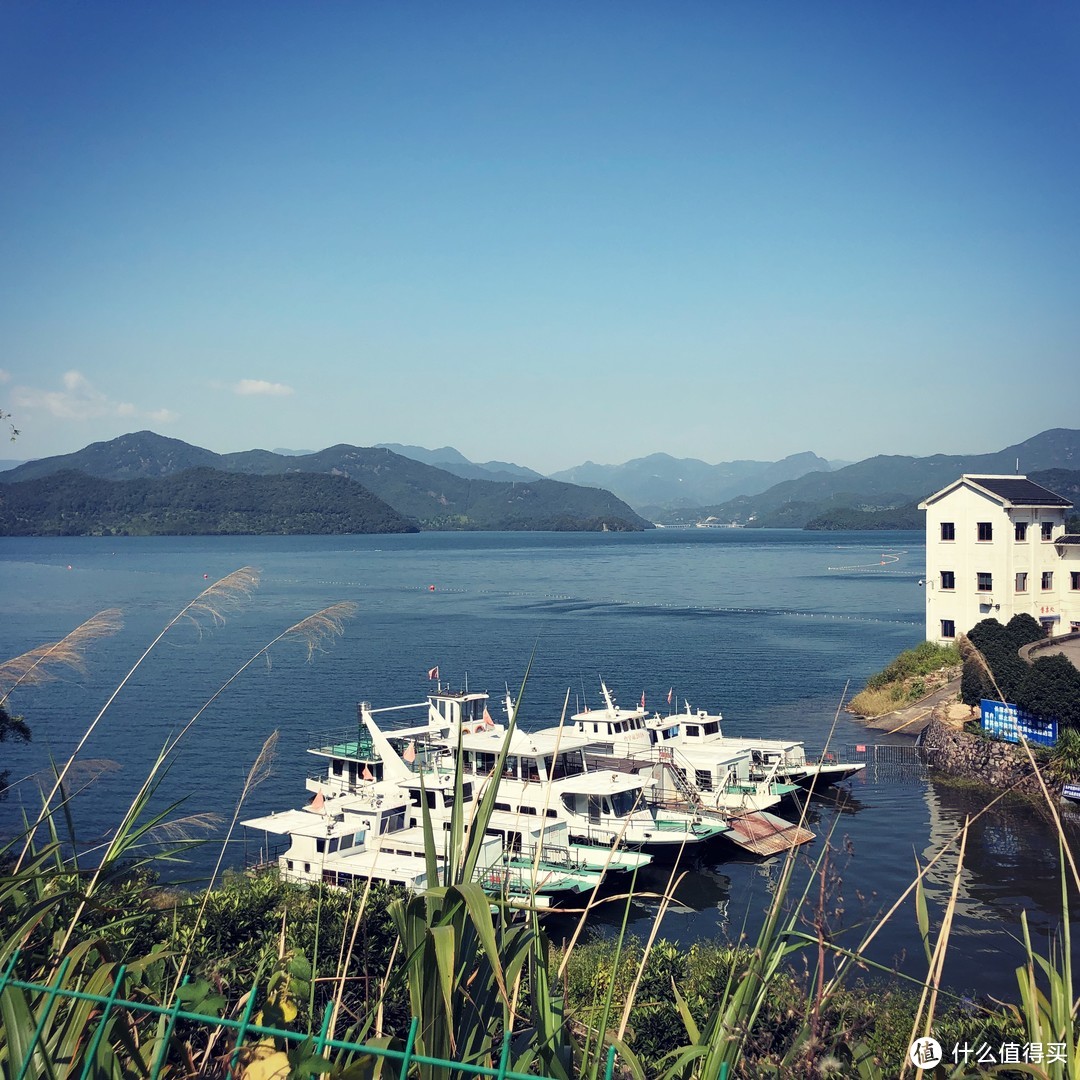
[[922, 478, 1078, 642]]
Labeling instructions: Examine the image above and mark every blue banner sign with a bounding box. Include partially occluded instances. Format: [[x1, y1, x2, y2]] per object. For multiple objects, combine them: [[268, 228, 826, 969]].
[[980, 700, 1058, 747]]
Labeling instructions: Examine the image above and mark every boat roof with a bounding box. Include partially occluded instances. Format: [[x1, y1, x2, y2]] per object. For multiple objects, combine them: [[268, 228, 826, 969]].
[[441, 726, 593, 755], [242, 807, 347, 837]]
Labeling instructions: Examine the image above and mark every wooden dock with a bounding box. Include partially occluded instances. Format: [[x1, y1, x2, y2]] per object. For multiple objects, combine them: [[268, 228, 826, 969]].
[[724, 811, 815, 856]]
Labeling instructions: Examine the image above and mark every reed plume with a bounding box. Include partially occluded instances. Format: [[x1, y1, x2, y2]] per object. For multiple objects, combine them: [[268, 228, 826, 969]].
[[957, 632, 1006, 703], [16, 568, 259, 873], [0, 608, 123, 706]]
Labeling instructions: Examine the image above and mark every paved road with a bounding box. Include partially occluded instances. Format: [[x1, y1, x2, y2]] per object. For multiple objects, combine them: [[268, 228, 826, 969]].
[[1034, 636, 1080, 667], [861, 676, 962, 736]]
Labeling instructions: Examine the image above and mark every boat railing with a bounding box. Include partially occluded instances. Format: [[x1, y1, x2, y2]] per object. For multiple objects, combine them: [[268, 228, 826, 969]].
[[308, 728, 381, 761], [243, 838, 288, 871], [517, 843, 577, 870]]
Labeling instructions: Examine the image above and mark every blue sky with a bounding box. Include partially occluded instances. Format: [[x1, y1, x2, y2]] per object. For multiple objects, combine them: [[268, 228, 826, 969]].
[[2, 2, 1078, 473]]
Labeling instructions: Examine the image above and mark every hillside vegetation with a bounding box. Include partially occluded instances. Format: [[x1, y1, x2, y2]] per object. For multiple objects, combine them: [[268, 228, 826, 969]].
[[0, 433, 651, 533], [0, 468, 418, 536], [848, 640, 960, 717]]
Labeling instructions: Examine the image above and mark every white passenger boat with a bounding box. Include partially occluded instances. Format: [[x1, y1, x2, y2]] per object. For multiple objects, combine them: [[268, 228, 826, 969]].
[[368, 689, 729, 852], [571, 682, 863, 790], [242, 690, 659, 905]]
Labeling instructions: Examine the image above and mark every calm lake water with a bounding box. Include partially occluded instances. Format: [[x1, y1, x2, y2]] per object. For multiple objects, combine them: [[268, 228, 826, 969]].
[[1, 529, 1075, 1000]]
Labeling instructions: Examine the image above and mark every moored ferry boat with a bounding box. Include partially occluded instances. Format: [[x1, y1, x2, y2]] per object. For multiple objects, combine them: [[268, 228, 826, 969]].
[[570, 681, 864, 791], [366, 689, 729, 852]]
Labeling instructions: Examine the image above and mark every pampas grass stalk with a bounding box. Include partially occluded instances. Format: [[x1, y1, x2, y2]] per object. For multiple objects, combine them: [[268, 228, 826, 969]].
[[0, 608, 123, 708], [15, 567, 259, 873], [54, 600, 355, 964], [957, 632, 1007, 704]]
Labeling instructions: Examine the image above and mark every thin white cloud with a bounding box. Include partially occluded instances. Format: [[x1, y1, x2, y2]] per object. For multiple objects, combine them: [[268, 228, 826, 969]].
[[11, 370, 177, 426], [234, 379, 294, 397], [0, 369, 10, 384]]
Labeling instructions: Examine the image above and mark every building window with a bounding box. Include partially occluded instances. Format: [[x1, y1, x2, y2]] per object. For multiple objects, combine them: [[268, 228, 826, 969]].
[[941, 620, 955, 639], [1042, 521, 1055, 541], [977, 572, 993, 592], [1072, 572, 1080, 591], [695, 769, 713, 791], [1015, 572, 1028, 592], [940, 522, 955, 541], [1042, 571, 1053, 590], [1072, 622, 1080, 634], [977, 522, 993, 542], [1015, 522, 1028, 541], [940, 571, 955, 590]]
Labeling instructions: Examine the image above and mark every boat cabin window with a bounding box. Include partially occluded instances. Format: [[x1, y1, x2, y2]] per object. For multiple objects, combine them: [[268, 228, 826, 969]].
[[560, 793, 579, 814], [523, 759, 540, 782], [286, 860, 294, 871], [461, 782, 473, 801], [495, 801, 512, 812], [661, 727, 678, 741], [316, 838, 326, 853], [339, 833, 353, 849], [519, 805, 537, 815], [703, 722, 720, 736], [685, 725, 700, 738], [548, 752, 585, 780], [476, 751, 497, 774], [328, 837, 339, 853], [609, 790, 637, 816], [379, 809, 405, 834], [332, 760, 343, 776], [546, 809, 557, 818], [504, 755, 520, 779]]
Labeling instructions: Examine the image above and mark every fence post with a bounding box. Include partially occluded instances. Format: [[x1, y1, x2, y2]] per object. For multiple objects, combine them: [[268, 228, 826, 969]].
[[151, 975, 191, 1078], [17, 955, 72, 1080], [78, 964, 128, 1080], [397, 1016, 419, 1080], [229, 976, 261, 1071]]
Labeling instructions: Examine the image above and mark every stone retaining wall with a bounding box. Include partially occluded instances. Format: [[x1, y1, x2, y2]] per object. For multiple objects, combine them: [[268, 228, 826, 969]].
[[920, 719, 1041, 794]]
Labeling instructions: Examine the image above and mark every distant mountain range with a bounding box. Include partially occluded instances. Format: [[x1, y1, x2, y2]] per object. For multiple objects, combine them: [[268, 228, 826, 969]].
[[549, 451, 834, 511], [696, 428, 1080, 528], [3, 428, 1078, 536], [375, 443, 543, 484], [0, 432, 649, 535]]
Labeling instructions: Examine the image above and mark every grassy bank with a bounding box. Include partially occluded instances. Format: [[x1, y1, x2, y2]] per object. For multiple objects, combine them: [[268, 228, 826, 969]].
[[848, 640, 960, 718]]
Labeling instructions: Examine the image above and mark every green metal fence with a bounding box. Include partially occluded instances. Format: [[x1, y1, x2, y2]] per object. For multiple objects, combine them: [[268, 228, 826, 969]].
[[0, 951, 623, 1080]]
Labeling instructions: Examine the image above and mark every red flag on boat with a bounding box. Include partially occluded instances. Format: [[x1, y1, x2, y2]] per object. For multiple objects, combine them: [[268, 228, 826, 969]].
[[308, 790, 325, 812], [640, 691, 646, 709], [362, 765, 373, 781], [483, 707, 495, 729], [403, 741, 417, 763], [667, 687, 673, 705], [427, 666, 439, 680], [856, 744, 866, 753]]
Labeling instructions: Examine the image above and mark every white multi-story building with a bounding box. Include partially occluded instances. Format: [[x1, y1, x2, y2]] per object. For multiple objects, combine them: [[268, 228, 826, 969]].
[[919, 475, 1080, 642]]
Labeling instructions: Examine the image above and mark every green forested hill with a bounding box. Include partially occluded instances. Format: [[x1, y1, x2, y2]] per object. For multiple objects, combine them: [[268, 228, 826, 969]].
[[1, 432, 649, 531], [0, 468, 419, 536]]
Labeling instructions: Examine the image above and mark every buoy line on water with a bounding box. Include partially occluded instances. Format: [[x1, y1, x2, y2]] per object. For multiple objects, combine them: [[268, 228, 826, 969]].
[[828, 549, 909, 572]]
